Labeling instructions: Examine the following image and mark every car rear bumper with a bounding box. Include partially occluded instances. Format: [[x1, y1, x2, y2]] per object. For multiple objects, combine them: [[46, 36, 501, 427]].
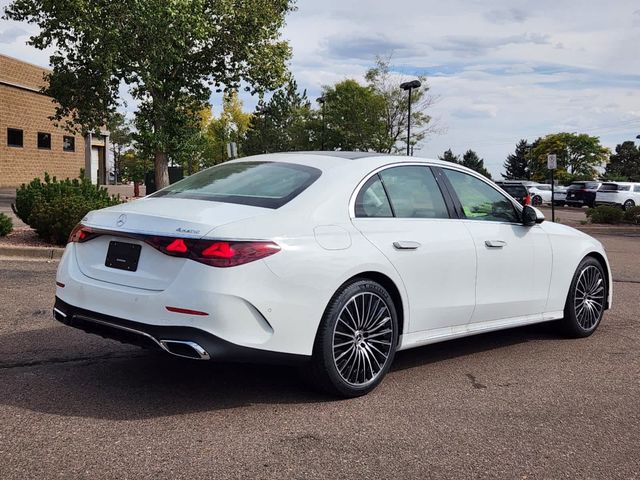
[[53, 297, 309, 364]]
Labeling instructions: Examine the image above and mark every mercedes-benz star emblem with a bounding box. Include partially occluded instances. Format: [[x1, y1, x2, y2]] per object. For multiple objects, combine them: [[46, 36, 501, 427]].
[[116, 214, 127, 227]]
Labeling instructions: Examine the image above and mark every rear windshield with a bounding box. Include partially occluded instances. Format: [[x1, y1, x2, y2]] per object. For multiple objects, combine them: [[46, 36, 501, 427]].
[[151, 161, 322, 208], [500, 184, 527, 197], [600, 183, 630, 192], [568, 182, 599, 190]]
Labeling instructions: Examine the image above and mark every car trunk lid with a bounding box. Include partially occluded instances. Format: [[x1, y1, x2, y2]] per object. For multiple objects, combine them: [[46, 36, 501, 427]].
[[74, 198, 269, 290]]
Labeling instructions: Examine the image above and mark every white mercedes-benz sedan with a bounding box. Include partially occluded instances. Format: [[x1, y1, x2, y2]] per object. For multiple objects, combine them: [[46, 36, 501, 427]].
[[54, 152, 612, 397]]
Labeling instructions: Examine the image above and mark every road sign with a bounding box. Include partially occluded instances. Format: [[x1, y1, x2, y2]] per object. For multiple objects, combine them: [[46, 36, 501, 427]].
[[547, 154, 557, 170]]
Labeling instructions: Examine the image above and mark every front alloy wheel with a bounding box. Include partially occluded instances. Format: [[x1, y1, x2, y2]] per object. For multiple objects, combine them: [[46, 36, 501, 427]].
[[624, 200, 635, 211], [561, 257, 607, 337], [310, 279, 398, 397]]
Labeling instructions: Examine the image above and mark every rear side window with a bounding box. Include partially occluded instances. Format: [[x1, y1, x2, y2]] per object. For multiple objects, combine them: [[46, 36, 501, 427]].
[[152, 161, 321, 209], [635, 185, 640, 193], [355, 176, 393, 218], [379, 166, 449, 218]]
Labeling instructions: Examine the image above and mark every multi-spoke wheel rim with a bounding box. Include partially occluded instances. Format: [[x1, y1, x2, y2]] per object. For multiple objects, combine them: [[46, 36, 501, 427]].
[[332, 292, 394, 387], [624, 200, 634, 210], [574, 265, 605, 331]]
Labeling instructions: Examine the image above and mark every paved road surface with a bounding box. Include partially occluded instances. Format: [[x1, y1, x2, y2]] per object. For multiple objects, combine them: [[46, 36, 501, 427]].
[[0, 235, 639, 479]]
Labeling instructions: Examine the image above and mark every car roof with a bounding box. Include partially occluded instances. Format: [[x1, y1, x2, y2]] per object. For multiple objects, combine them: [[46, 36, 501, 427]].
[[227, 151, 472, 173]]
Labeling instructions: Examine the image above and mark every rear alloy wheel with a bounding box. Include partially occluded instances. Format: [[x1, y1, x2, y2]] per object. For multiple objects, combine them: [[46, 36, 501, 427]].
[[623, 200, 635, 211], [532, 195, 543, 206], [310, 279, 398, 397], [560, 257, 607, 338]]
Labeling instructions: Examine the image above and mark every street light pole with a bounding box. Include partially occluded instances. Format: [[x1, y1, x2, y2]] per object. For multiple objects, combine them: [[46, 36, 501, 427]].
[[317, 96, 326, 150], [400, 80, 421, 156]]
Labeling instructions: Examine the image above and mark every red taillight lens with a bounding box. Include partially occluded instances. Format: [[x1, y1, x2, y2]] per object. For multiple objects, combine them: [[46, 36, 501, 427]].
[[524, 195, 531, 205], [195, 241, 280, 267], [68, 224, 97, 243], [166, 238, 188, 253], [145, 237, 280, 267]]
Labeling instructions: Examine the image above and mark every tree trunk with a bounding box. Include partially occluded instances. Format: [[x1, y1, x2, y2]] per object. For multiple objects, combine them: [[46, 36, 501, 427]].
[[155, 150, 169, 189]]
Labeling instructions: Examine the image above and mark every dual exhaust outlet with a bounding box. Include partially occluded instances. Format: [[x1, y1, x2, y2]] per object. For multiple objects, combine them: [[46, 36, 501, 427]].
[[53, 308, 210, 360]]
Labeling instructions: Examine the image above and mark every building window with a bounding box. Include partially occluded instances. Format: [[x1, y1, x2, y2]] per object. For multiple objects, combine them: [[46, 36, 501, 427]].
[[37, 132, 52, 150], [63, 136, 75, 152], [7, 128, 23, 147]]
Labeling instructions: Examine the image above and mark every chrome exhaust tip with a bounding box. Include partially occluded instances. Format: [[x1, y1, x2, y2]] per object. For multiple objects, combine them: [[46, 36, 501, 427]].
[[159, 340, 211, 360]]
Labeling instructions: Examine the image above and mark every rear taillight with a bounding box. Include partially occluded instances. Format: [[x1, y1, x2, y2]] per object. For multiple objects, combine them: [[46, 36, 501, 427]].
[[68, 224, 98, 244], [524, 194, 531, 205], [146, 237, 280, 267]]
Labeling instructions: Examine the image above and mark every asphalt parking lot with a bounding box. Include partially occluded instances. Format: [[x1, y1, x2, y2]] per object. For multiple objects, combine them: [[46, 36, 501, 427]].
[[1, 234, 639, 479]]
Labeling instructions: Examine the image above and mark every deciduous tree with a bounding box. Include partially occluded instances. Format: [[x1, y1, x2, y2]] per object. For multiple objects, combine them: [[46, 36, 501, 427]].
[[4, 0, 295, 188]]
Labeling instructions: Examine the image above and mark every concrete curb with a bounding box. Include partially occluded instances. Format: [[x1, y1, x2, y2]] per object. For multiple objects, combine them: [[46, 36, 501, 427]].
[[0, 245, 64, 260]]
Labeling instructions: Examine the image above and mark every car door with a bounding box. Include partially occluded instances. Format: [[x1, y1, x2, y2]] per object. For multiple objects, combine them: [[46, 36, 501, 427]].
[[440, 167, 553, 324], [351, 165, 476, 334]]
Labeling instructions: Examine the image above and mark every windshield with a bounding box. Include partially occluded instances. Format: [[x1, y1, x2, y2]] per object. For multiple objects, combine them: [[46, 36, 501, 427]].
[[151, 161, 322, 208]]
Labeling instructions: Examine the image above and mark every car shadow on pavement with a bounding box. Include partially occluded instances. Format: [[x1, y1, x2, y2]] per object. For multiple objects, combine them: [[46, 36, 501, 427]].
[[0, 321, 561, 420]]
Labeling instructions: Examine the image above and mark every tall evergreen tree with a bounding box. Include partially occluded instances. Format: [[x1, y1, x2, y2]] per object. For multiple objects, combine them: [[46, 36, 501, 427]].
[[243, 80, 315, 155], [439, 149, 460, 164], [461, 150, 492, 179], [603, 141, 640, 181], [502, 139, 530, 180]]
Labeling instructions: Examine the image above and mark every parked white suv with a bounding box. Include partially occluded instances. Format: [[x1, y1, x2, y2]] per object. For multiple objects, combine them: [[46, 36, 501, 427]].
[[595, 182, 640, 210]]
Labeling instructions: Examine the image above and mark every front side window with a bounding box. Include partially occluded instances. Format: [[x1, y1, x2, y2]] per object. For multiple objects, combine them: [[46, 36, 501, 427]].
[[634, 185, 640, 193], [152, 161, 321, 209], [355, 176, 393, 217], [443, 169, 520, 223], [378, 166, 449, 219], [37, 132, 51, 150], [63, 136, 75, 152], [7, 128, 23, 147]]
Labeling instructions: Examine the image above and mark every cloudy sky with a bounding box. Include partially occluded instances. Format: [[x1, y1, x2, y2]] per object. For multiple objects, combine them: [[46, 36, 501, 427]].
[[1, 0, 640, 176]]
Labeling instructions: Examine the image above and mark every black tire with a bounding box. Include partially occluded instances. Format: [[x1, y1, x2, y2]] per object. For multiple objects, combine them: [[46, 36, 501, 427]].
[[624, 200, 635, 211], [309, 279, 399, 397], [560, 257, 607, 338], [532, 195, 543, 206]]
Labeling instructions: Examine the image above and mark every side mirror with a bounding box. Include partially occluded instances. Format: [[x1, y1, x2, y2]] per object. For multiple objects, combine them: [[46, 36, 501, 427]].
[[522, 205, 544, 226]]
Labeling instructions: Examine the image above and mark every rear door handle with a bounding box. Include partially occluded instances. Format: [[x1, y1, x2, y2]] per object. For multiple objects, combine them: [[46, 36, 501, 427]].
[[485, 240, 507, 248], [393, 241, 421, 250]]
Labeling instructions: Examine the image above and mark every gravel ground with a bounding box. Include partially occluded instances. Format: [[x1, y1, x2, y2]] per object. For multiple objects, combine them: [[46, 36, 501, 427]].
[[0, 233, 639, 479]]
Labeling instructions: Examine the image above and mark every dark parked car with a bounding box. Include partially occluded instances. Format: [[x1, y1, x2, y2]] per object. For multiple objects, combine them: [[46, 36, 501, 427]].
[[495, 181, 531, 206], [565, 182, 601, 208]]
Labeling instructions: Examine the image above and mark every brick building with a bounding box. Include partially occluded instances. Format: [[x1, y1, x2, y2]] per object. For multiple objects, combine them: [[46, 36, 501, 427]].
[[0, 54, 111, 187]]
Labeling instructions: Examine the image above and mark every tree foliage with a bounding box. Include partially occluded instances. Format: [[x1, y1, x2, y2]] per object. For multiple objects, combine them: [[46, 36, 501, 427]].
[[243, 80, 316, 155], [205, 92, 253, 165], [365, 57, 437, 153], [502, 139, 531, 180], [461, 150, 492, 179], [438, 149, 491, 179], [4, 0, 295, 188], [438, 149, 461, 164], [106, 113, 133, 183], [320, 79, 387, 152], [603, 141, 640, 181], [529, 132, 609, 183]]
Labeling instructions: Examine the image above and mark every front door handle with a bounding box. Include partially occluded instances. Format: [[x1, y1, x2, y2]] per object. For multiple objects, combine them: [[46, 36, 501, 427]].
[[485, 240, 507, 248], [393, 241, 421, 250]]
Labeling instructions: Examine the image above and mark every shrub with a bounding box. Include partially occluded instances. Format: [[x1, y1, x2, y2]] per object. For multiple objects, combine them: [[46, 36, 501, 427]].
[[0, 213, 12, 236], [12, 172, 121, 245], [623, 206, 640, 225], [586, 205, 624, 224]]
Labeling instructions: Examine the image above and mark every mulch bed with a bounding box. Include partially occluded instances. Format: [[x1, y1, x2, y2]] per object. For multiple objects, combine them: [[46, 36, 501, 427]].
[[0, 226, 58, 248]]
